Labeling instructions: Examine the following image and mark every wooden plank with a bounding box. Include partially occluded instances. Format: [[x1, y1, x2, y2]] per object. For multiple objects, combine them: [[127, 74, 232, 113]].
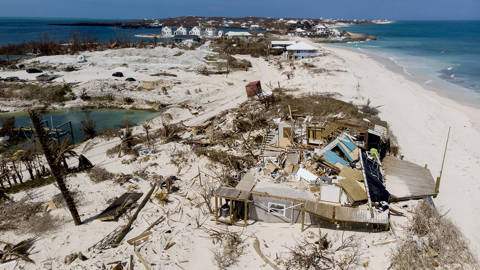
[[127, 231, 152, 246], [303, 201, 335, 221], [236, 172, 256, 192], [96, 192, 143, 221], [134, 250, 151, 270], [383, 156, 436, 201]]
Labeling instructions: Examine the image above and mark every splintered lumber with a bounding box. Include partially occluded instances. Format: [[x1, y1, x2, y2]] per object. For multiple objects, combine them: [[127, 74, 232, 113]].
[[0, 238, 36, 264], [144, 216, 165, 232], [253, 238, 280, 270], [127, 231, 152, 246], [113, 184, 157, 246], [96, 193, 143, 221], [134, 250, 151, 270], [164, 242, 176, 250]]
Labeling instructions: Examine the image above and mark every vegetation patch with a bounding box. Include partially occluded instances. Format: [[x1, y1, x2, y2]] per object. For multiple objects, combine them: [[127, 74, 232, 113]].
[[88, 167, 116, 183], [0, 82, 73, 103], [5, 176, 55, 194], [390, 200, 478, 269]]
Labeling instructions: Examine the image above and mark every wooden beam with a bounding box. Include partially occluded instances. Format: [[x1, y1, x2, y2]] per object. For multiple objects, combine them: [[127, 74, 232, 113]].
[[214, 196, 218, 224], [244, 200, 248, 227], [134, 250, 151, 270], [301, 208, 305, 232], [229, 199, 233, 223], [435, 127, 451, 195]]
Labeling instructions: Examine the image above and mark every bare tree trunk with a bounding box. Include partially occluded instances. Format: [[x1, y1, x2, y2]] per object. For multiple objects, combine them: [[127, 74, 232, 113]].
[[11, 161, 23, 183], [28, 109, 82, 225]]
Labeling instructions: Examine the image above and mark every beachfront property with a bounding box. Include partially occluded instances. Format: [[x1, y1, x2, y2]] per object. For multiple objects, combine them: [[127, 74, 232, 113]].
[[314, 24, 329, 35], [161, 26, 172, 37], [203, 28, 216, 37], [294, 28, 307, 36], [225, 31, 252, 40], [214, 101, 439, 230], [174, 26, 187, 36], [189, 26, 201, 36], [286, 41, 319, 59]]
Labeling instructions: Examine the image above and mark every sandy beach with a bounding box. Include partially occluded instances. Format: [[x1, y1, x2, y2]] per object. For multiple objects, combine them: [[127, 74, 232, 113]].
[[0, 38, 479, 269]]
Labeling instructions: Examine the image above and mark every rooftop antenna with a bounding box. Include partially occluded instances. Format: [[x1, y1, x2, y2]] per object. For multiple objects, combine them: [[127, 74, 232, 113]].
[[435, 127, 450, 196]]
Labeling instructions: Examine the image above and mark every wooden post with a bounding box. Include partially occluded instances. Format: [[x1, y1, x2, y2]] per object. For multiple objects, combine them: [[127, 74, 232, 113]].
[[214, 196, 218, 224], [301, 209, 305, 232], [435, 127, 451, 195], [290, 201, 294, 225], [244, 200, 248, 227], [113, 183, 157, 246], [197, 166, 203, 187], [229, 199, 233, 224], [130, 254, 134, 270]]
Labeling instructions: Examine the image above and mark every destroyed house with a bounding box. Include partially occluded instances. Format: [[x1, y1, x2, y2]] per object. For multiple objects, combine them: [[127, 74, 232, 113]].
[[214, 114, 441, 232]]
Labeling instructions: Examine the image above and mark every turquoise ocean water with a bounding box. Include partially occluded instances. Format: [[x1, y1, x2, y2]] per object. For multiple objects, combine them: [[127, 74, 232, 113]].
[[339, 21, 480, 105]]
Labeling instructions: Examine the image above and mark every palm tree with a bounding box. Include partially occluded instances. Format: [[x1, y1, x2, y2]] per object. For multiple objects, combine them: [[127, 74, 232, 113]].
[[142, 121, 153, 149], [18, 147, 37, 181], [9, 151, 23, 184], [50, 139, 78, 173], [28, 109, 81, 225], [0, 158, 12, 187], [118, 120, 134, 158]]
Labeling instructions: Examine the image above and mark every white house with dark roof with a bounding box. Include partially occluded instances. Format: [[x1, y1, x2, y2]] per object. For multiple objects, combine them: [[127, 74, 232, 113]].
[[189, 26, 201, 36], [161, 26, 172, 37], [174, 26, 187, 36]]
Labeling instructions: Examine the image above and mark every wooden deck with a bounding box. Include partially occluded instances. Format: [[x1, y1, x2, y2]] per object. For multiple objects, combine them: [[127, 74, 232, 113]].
[[301, 200, 389, 227], [383, 156, 437, 201]]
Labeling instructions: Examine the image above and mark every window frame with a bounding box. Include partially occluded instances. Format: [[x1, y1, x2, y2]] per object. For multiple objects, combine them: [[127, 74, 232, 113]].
[[268, 202, 286, 217]]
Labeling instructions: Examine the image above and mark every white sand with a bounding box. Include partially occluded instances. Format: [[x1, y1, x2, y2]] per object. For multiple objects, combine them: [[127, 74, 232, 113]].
[[1, 40, 479, 269]]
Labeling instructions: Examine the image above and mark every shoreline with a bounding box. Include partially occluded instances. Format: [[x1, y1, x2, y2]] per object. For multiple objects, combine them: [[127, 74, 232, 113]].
[[327, 44, 480, 132], [323, 43, 480, 255]]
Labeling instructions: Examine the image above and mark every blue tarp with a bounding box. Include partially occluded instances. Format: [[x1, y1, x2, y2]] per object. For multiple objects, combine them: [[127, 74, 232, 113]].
[[337, 143, 354, 162], [324, 150, 349, 166], [341, 136, 356, 152]]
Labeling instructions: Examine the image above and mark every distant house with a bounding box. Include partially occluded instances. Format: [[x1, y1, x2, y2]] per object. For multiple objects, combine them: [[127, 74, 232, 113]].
[[314, 24, 328, 35], [161, 26, 172, 37], [270, 40, 297, 54], [295, 28, 307, 36], [250, 24, 260, 30], [286, 42, 319, 59], [330, 28, 343, 37], [204, 28, 217, 37], [189, 26, 201, 36], [225, 31, 252, 40], [174, 26, 187, 36], [286, 20, 298, 25]]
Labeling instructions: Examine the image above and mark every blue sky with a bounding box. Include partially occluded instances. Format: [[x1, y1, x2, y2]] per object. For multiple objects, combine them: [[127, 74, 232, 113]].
[[2, 0, 479, 20]]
